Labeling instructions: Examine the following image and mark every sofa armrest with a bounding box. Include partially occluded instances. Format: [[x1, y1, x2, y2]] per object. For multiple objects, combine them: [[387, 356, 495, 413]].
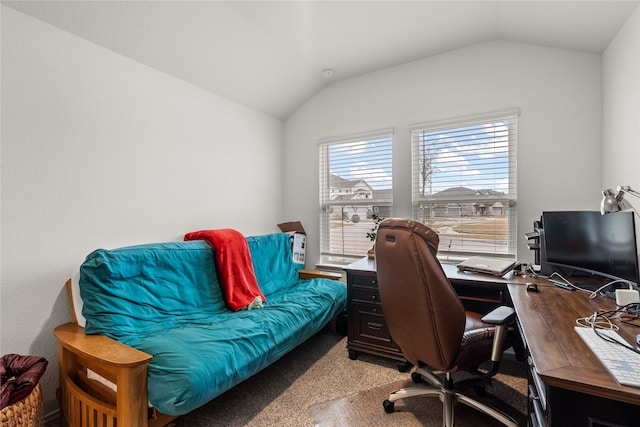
[[54, 323, 152, 367], [298, 269, 343, 281], [54, 322, 153, 427]]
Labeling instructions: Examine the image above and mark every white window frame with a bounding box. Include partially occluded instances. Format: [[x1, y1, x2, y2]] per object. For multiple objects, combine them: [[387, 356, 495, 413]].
[[318, 128, 393, 265], [411, 109, 519, 261]]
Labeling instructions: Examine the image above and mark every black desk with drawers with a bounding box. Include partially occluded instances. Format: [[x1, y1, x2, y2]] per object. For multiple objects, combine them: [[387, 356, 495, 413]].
[[343, 257, 512, 371]]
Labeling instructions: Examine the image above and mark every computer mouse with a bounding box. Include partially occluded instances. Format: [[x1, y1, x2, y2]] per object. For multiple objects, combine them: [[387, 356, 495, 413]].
[[526, 283, 538, 292]]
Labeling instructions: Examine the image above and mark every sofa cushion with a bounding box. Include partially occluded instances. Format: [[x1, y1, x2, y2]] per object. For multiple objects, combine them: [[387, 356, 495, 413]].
[[138, 277, 347, 415], [80, 233, 305, 344], [246, 233, 300, 296], [80, 240, 227, 344], [78, 232, 348, 416]]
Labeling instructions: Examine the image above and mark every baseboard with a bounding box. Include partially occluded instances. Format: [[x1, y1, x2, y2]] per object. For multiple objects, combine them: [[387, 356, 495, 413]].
[[45, 409, 60, 426]]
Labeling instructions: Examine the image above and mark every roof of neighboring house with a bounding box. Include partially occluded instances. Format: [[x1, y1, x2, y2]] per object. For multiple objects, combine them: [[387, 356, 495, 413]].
[[330, 174, 362, 189], [434, 186, 505, 197], [332, 180, 504, 202], [329, 174, 392, 202]]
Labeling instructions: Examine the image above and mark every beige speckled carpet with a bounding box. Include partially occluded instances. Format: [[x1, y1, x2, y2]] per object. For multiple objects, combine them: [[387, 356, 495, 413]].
[[171, 327, 527, 426]]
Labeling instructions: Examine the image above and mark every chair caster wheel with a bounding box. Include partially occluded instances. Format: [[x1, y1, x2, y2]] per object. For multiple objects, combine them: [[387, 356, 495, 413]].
[[398, 362, 410, 372], [411, 372, 424, 383], [383, 399, 395, 413]]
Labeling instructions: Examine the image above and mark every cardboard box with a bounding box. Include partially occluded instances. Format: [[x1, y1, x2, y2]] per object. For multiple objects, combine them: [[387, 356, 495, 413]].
[[277, 221, 306, 267]]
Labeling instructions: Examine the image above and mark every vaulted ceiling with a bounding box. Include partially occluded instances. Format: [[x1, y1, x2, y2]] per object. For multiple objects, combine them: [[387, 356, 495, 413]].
[[4, 1, 639, 119]]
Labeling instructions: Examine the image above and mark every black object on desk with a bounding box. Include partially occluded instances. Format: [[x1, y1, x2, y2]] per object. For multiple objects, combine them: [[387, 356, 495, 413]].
[[548, 278, 575, 291]]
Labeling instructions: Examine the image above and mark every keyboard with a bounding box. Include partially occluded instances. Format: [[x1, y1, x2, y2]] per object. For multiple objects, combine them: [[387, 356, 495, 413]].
[[574, 327, 640, 388]]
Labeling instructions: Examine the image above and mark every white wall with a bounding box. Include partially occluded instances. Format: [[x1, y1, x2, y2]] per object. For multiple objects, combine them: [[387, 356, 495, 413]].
[[603, 4, 640, 192], [284, 40, 603, 267], [1, 6, 284, 415], [4, 2, 637, 420]]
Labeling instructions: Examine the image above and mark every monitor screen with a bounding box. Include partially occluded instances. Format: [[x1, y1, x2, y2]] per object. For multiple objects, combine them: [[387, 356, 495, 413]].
[[542, 210, 639, 286]]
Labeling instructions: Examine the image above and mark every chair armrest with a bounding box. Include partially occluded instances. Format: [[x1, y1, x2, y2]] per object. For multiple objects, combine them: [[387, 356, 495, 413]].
[[298, 269, 343, 281], [480, 306, 515, 325], [480, 306, 516, 373]]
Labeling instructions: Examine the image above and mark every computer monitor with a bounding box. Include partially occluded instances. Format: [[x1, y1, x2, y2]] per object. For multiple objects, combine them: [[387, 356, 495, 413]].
[[541, 210, 639, 288]]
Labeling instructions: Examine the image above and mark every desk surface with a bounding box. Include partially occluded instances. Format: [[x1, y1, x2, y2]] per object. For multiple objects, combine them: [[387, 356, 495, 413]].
[[344, 256, 520, 285], [346, 256, 640, 405], [508, 281, 640, 406]]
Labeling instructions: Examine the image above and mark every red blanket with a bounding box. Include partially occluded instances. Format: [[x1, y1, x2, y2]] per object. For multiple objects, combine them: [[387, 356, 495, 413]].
[[185, 229, 265, 311]]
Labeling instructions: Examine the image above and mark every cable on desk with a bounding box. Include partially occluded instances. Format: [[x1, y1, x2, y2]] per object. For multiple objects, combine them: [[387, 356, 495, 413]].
[[575, 305, 640, 354], [549, 272, 595, 295], [589, 310, 640, 355], [576, 312, 619, 330], [549, 272, 635, 299], [615, 302, 640, 328], [585, 279, 633, 299], [514, 263, 542, 279], [577, 303, 640, 328]]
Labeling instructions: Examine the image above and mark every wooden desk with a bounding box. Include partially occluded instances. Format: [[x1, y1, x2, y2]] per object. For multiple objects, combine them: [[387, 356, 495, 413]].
[[344, 256, 639, 424], [508, 282, 640, 426]]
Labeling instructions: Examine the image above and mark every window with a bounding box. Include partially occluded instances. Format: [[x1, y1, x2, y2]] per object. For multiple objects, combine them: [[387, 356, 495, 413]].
[[411, 110, 519, 261], [319, 129, 393, 265]]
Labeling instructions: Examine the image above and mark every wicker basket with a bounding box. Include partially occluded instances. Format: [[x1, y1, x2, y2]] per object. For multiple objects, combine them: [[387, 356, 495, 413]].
[[0, 383, 45, 427]]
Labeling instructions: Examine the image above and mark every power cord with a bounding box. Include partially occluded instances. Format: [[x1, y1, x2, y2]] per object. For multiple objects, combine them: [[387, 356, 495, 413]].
[[576, 311, 619, 330], [616, 302, 640, 328], [575, 303, 640, 355], [590, 309, 640, 355], [513, 263, 545, 279], [549, 272, 594, 294], [549, 272, 633, 299]]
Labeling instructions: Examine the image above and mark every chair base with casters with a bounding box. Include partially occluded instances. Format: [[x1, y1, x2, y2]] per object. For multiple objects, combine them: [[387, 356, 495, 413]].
[[383, 367, 518, 427], [381, 304, 520, 427]]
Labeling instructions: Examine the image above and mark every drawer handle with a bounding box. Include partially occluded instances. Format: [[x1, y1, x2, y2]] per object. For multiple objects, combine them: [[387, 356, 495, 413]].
[[367, 322, 383, 331], [371, 295, 377, 301]]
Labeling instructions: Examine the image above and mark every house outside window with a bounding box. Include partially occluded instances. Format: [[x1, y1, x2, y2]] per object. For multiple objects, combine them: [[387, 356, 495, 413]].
[[411, 109, 519, 261], [319, 129, 393, 265]]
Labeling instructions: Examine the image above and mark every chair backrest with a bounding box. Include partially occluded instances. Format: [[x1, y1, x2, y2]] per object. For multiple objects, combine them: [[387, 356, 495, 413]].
[[375, 218, 466, 370]]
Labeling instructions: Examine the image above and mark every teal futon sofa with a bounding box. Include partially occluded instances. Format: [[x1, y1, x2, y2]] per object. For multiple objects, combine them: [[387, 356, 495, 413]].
[[54, 232, 346, 427]]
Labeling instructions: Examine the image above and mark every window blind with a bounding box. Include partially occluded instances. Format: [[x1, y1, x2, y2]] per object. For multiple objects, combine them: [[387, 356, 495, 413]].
[[319, 129, 393, 264], [411, 110, 518, 260]]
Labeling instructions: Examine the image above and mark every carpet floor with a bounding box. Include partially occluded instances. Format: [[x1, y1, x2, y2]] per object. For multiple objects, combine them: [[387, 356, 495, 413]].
[[171, 327, 528, 426]]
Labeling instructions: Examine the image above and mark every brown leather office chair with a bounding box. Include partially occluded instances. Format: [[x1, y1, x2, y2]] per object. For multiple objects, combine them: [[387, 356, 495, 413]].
[[375, 218, 519, 427]]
